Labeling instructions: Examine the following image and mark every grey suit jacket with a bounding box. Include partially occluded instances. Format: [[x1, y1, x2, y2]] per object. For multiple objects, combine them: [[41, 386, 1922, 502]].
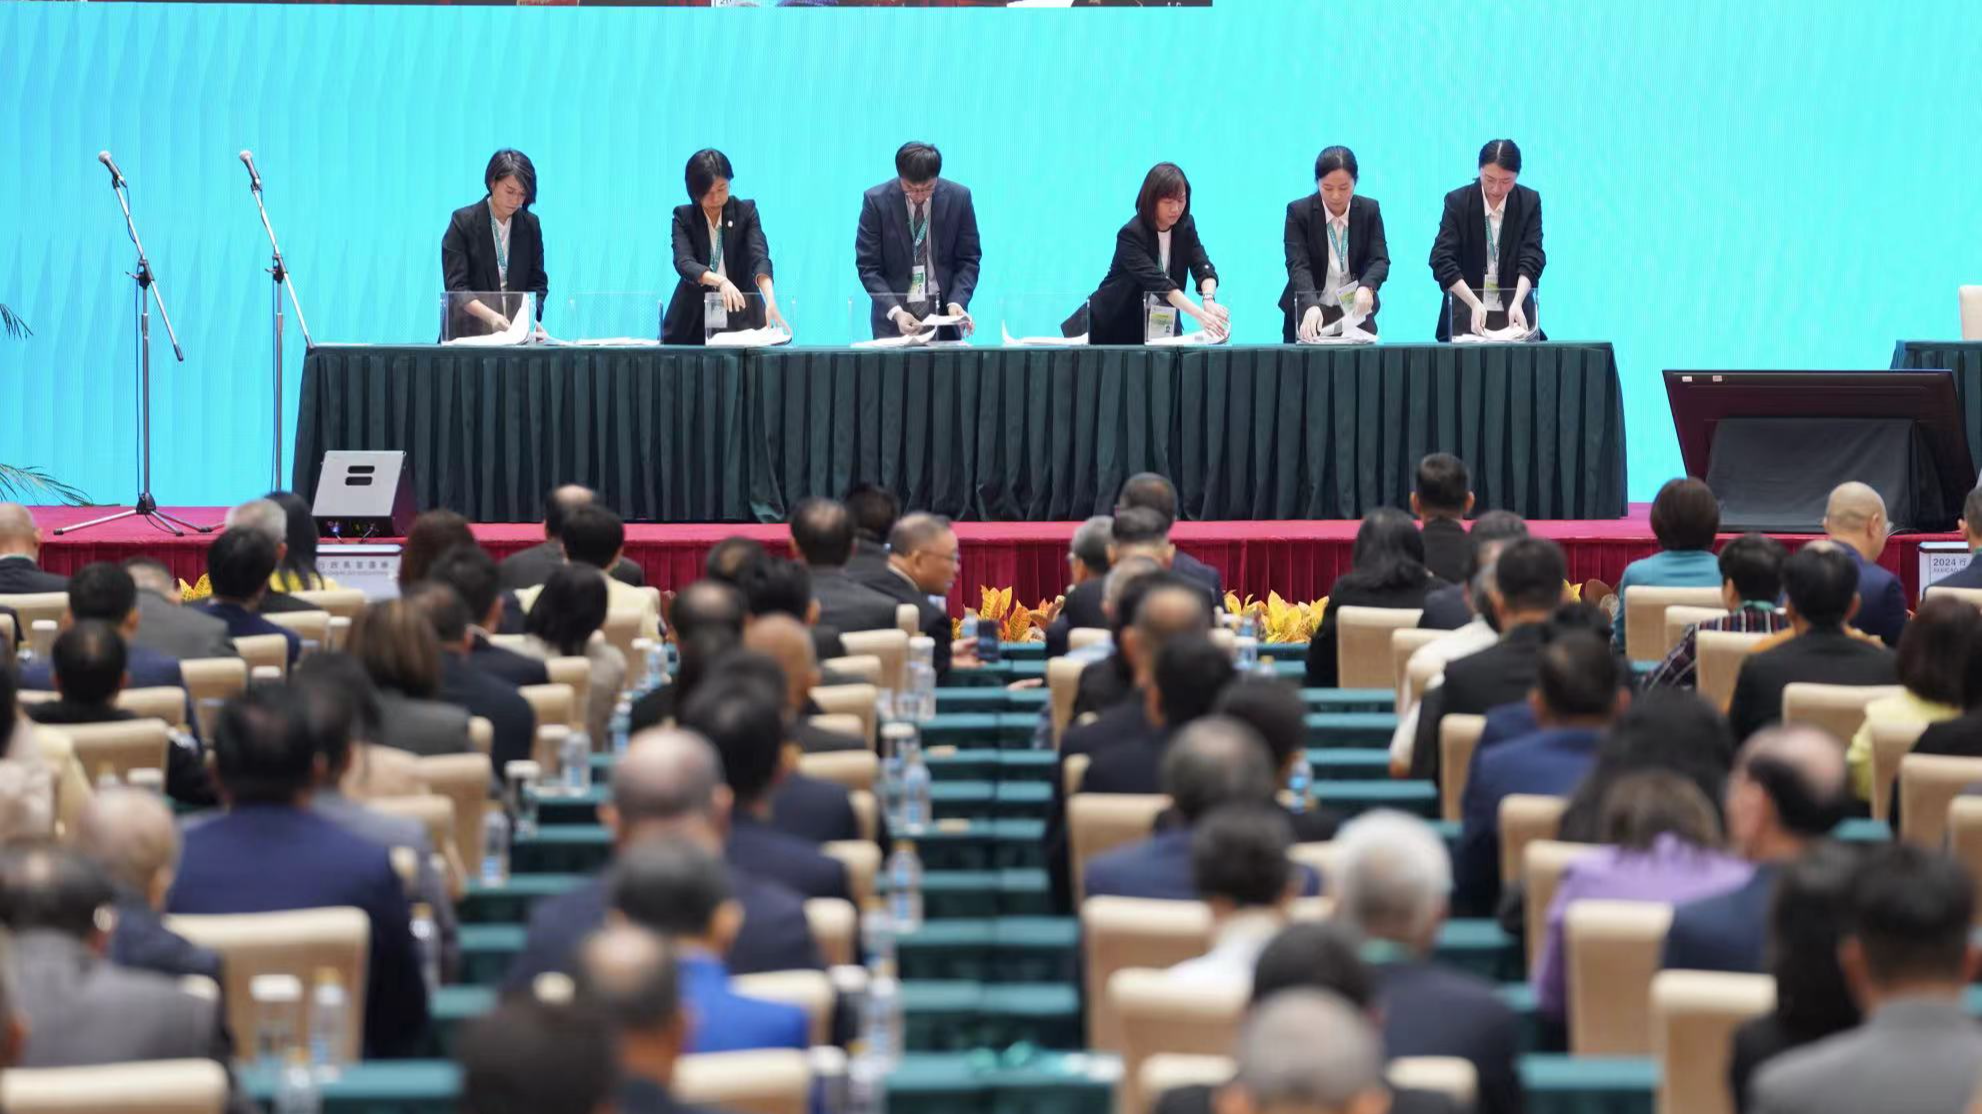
[[11, 929, 231, 1067], [810, 566, 902, 635], [375, 689, 473, 757], [314, 791, 459, 975], [1751, 999, 1982, 1114], [134, 590, 235, 661]]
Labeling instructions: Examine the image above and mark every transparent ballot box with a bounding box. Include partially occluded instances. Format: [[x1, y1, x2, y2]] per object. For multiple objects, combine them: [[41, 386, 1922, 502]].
[[1447, 285, 1539, 343], [1292, 289, 1377, 345], [999, 293, 1089, 347], [853, 291, 975, 348], [1143, 292, 1231, 347], [441, 292, 535, 345], [701, 291, 793, 348], [556, 293, 664, 346]]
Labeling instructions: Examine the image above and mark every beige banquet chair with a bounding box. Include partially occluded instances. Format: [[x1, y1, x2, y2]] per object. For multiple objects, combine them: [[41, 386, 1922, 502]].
[[820, 655, 882, 687], [1498, 794, 1569, 886], [0, 1060, 230, 1114], [1924, 584, 1982, 610], [1652, 970, 1775, 1114], [821, 840, 879, 913], [1392, 627, 1444, 704], [1868, 718, 1931, 822], [38, 719, 169, 785], [840, 629, 910, 696], [1622, 586, 1724, 662], [802, 897, 857, 968], [1111, 967, 1247, 1114], [290, 588, 367, 621], [810, 684, 879, 749], [1696, 630, 1772, 711], [732, 970, 837, 1046], [179, 657, 248, 739], [1048, 655, 1087, 746], [1068, 792, 1171, 904], [367, 793, 466, 899], [0, 592, 67, 634], [1067, 627, 1110, 653], [1781, 683, 1904, 746], [1388, 1058, 1480, 1110], [1082, 895, 1213, 1051], [543, 659, 593, 733], [674, 1049, 813, 1114], [116, 685, 191, 730], [1898, 754, 1982, 847], [1523, 839, 1596, 972], [413, 752, 493, 882], [1335, 607, 1424, 690], [1947, 797, 1982, 924], [600, 610, 643, 677], [1565, 898, 1675, 1055], [1661, 605, 1729, 657], [1438, 714, 1487, 822], [262, 608, 332, 655], [166, 907, 370, 1062], [895, 603, 922, 639]]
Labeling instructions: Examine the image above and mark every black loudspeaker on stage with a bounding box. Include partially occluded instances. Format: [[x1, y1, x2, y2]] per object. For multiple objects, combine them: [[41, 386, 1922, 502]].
[[311, 451, 416, 538]]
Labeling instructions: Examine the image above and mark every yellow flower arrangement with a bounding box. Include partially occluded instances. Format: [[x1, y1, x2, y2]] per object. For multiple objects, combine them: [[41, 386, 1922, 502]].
[[950, 586, 1064, 643], [1223, 591, 1330, 643], [180, 575, 213, 603]]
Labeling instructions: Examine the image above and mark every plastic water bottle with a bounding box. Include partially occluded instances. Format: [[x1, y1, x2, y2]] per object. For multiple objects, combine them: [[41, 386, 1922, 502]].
[[861, 910, 897, 971], [249, 973, 303, 1071], [561, 731, 593, 794], [900, 746, 932, 834], [504, 760, 541, 837], [481, 807, 511, 885], [643, 641, 668, 693], [879, 722, 914, 829], [959, 612, 979, 659], [861, 962, 904, 1066], [1287, 749, 1314, 816], [307, 968, 347, 1080], [609, 698, 633, 755], [887, 841, 924, 934], [975, 612, 1002, 664], [1236, 612, 1260, 669], [846, 1050, 887, 1114], [410, 902, 441, 996], [906, 635, 937, 722], [274, 1048, 322, 1114]]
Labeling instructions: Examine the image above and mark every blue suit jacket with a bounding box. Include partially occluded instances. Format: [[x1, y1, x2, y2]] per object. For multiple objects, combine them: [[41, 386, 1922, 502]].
[[1849, 548, 1908, 647], [729, 814, 850, 903], [1376, 959, 1524, 1114], [679, 954, 808, 1053], [1083, 828, 1320, 903], [168, 804, 427, 1057], [1453, 726, 1601, 915], [1660, 861, 1778, 974], [21, 643, 184, 693], [854, 177, 982, 337], [1476, 701, 1539, 755], [770, 773, 861, 845], [194, 600, 301, 664]]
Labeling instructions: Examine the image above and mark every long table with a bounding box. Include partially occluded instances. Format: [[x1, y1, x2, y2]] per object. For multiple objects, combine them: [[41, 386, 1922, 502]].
[[295, 342, 1629, 523]]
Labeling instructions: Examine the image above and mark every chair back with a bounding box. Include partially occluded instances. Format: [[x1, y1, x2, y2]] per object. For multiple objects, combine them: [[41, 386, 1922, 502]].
[[822, 840, 880, 912], [0, 592, 67, 632], [1523, 839, 1597, 972], [1047, 656, 1087, 746], [40, 719, 169, 785], [600, 609, 642, 676], [732, 970, 836, 1046], [1661, 605, 1729, 656], [1388, 1058, 1480, 1110], [28, 619, 56, 661], [1948, 797, 1982, 924], [1961, 285, 1982, 340], [808, 714, 866, 744], [543, 659, 593, 732], [1335, 607, 1423, 690], [1392, 627, 1444, 705], [849, 789, 877, 843], [262, 608, 332, 654], [1925, 584, 1982, 609], [0, 1060, 230, 1114], [810, 684, 879, 748], [179, 657, 248, 738], [518, 682, 575, 741], [1437, 714, 1487, 822], [840, 629, 910, 696], [1781, 683, 1905, 747], [1652, 970, 1775, 1114], [1898, 753, 1982, 847], [367, 793, 465, 899], [1623, 587, 1725, 661], [1081, 896, 1213, 1051], [802, 897, 857, 968], [117, 686, 190, 730], [342, 743, 427, 800], [674, 1049, 813, 1114], [232, 633, 291, 678], [1869, 718, 1932, 822], [1138, 1055, 1234, 1108], [798, 749, 877, 792], [1068, 627, 1111, 653], [1498, 794, 1568, 885], [1404, 651, 1445, 714], [1566, 899, 1675, 1054], [166, 907, 370, 1062], [413, 752, 493, 881], [1111, 967, 1247, 1114], [1696, 630, 1772, 710], [467, 715, 493, 756], [896, 602, 923, 638], [0, 612, 12, 651], [289, 588, 367, 620], [1068, 793, 1171, 904], [820, 655, 882, 687]]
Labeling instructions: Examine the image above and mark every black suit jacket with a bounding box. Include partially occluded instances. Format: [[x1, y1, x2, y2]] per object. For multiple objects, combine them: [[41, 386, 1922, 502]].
[[855, 564, 953, 680], [1660, 862, 1777, 975], [1280, 192, 1390, 340], [1069, 214, 1217, 344], [1890, 710, 1982, 826], [1409, 623, 1549, 782], [1417, 583, 1474, 631], [1072, 656, 1134, 721], [810, 567, 902, 636], [0, 557, 68, 593], [1047, 697, 1162, 912], [438, 653, 535, 772], [1376, 959, 1524, 1114], [256, 591, 316, 615], [770, 773, 861, 844], [1156, 1083, 1455, 1114], [498, 540, 645, 592], [1725, 629, 1897, 743], [855, 177, 982, 337], [441, 199, 547, 335], [468, 634, 550, 688], [1045, 579, 1110, 659], [729, 814, 850, 903], [663, 197, 774, 345], [1428, 181, 1545, 341], [1305, 574, 1447, 688], [1172, 551, 1224, 604], [1419, 518, 1473, 586], [845, 539, 893, 587]]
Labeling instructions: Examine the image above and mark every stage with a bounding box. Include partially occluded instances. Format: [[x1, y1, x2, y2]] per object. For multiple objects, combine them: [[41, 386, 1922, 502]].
[[27, 504, 1955, 617]]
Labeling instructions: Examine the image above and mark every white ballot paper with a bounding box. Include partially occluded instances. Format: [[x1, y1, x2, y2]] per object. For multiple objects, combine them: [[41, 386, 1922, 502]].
[[1452, 324, 1535, 344], [1299, 309, 1377, 346], [854, 314, 965, 349], [706, 324, 794, 348], [1001, 323, 1088, 347], [444, 304, 532, 347]]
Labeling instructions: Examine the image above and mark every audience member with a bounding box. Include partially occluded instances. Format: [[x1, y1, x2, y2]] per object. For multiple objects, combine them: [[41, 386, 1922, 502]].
[[1461, 603, 1616, 754], [508, 726, 822, 986], [123, 556, 234, 660], [1453, 630, 1624, 913], [1750, 843, 1982, 1114], [222, 497, 318, 613], [1662, 726, 1847, 973], [857, 512, 961, 679], [1214, 676, 1344, 841], [1164, 807, 1298, 989], [193, 528, 302, 664], [287, 651, 422, 800], [346, 598, 473, 756], [572, 926, 725, 1114], [1412, 452, 1476, 584], [605, 840, 807, 1053], [18, 562, 187, 693], [1081, 633, 1237, 797], [401, 579, 535, 768], [685, 648, 862, 846], [738, 554, 848, 665], [263, 490, 339, 592], [1727, 541, 1898, 741], [1610, 477, 1723, 654], [397, 510, 478, 588], [1417, 510, 1529, 632], [1391, 514, 1530, 771], [1220, 992, 1393, 1114], [1928, 485, 1982, 590], [1646, 533, 1791, 690], [1307, 507, 1450, 686], [1117, 472, 1223, 600], [1892, 619, 1982, 822], [705, 535, 766, 584], [500, 485, 647, 591], [168, 684, 429, 1056], [24, 621, 130, 726], [789, 497, 900, 633], [1332, 810, 1521, 1114], [743, 613, 861, 754], [457, 995, 618, 1114], [1061, 574, 1213, 765], [630, 580, 747, 730], [842, 482, 900, 585], [1533, 773, 1751, 1020], [0, 503, 67, 592], [519, 565, 627, 742], [1065, 555, 1165, 720], [72, 787, 222, 982], [515, 503, 662, 642], [1108, 505, 1219, 616], [1846, 595, 1974, 803], [1820, 482, 1908, 646], [425, 544, 550, 686], [1555, 688, 1736, 841], [1044, 514, 1116, 656]]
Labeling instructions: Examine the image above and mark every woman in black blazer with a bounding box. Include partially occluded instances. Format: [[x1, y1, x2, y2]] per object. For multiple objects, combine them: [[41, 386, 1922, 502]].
[[440, 149, 548, 339], [1427, 138, 1545, 340], [662, 149, 784, 345], [1304, 507, 1449, 688], [1065, 162, 1228, 344], [1281, 146, 1390, 342]]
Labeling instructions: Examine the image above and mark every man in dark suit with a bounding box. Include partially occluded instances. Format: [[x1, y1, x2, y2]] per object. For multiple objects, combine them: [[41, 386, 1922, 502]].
[[26, 621, 216, 806], [1428, 139, 1544, 341], [1331, 811, 1522, 1114], [124, 557, 234, 660], [507, 726, 822, 987], [1727, 541, 1899, 743], [498, 485, 646, 592], [630, 581, 748, 733], [843, 482, 899, 586], [426, 544, 549, 688], [18, 562, 187, 695], [1662, 726, 1848, 974], [1116, 473, 1223, 604], [1413, 510, 1528, 634], [1820, 481, 1909, 647], [401, 581, 536, 771], [1058, 575, 1212, 772], [790, 497, 901, 635], [574, 924, 740, 1114], [1412, 453, 1476, 585], [1078, 634, 1235, 798], [736, 555, 851, 679], [73, 788, 223, 983], [192, 528, 302, 664], [1043, 515, 1115, 658], [168, 684, 429, 1058], [1924, 486, 1982, 592], [457, 998, 618, 1114], [0, 502, 67, 594], [856, 141, 982, 341], [441, 148, 549, 337], [743, 614, 862, 757], [854, 513, 959, 681], [1452, 631, 1623, 914], [1065, 557, 1169, 722]]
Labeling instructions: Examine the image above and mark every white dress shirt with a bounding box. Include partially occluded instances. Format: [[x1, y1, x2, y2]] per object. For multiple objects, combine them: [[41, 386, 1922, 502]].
[[1388, 615, 1501, 766], [1320, 199, 1353, 300], [1156, 228, 1173, 275], [1482, 186, 1506, 307], [1163, 909, 1287, 990], [707, 215, 728, 281]]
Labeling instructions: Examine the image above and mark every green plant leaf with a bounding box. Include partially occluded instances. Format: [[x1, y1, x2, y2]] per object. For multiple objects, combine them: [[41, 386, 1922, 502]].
[[0, 464, 91, 506], [0, 304, 29, 339]]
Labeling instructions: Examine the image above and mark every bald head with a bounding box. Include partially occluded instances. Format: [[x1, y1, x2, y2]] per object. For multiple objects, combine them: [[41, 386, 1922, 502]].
[[1824, 482, 1889, 560], [74, 788, 181, 905], [1127, 580, 1212, 679], [1162, 716, 1277, 822], [743, 613, 817, 713], [609, 728, 728, 849], [1729, 725, 1848, 856], [0, 504, 38, 557], [576, 923, 680, 1034]]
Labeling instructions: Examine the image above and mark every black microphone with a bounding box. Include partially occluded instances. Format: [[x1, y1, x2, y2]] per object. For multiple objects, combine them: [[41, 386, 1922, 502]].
[[97, 150, 125, 188], [239, 149, 262, 192]]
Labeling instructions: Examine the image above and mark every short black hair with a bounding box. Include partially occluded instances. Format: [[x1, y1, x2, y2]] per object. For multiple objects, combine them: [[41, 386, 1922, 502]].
[[1847, 843, 1973, 986], [1157, 633, 1235, 727], [1782, 543, 1860, 629], [291, 651, 382, 773], [212, 683, 318, 803], [1414, 453, 1470, 515], [609, 839, 733, 938], [845, 483, 900, 544], [685, 148, 734, 203], [1478, 138, 1522, 174], [1650, 477, 1721, 551], [671, 580, 748, 644], [426, 544, 503, 625], [673, 627, 744, 708], [206, 527, 278, 600], [67, 562, 138, 623], [1314, 146, 1358, 182], [1111, 506, 1172, 548], [790, 498, 855, 566], [1116, 473, 1179, 527], [1163, 717, 1278, 822], [1214, 676, 1308, 771], [0, 847, 116, 939], [1251, 921, 1373, 1009], [1536, 630, 1621, 719], [737, 557, 812, 621], [1191, 806, 1294, 908], [402, 580, 472, 645], [1896, 595, 1978, 708], [677, 665, 787, 806], [458, 998, 616, 1114], [894, 142, 942, 183], [705, 536, 765, 584], [542, 486, 593, 538], [525, 566, 609, 658], [559, 504, 624, 570], [52, 620, 125, 706], [1493, 536, 1567, 613], [1134, 163, 1191, 231], [1718, 533, 1786, 603], [484, 148, 538, 208], [1463, 509, 1530, 583]]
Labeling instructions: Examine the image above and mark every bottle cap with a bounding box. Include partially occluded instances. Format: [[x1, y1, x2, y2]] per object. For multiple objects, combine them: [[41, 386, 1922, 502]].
[[881, 723, 916, 740], [250, 973, 302, 1003], [313, 966, 341, 986], [893, 839, 916, 853], [505, 760, 541, 779], [411, 902, 434, 920], [1260, 656, 1276, 667]]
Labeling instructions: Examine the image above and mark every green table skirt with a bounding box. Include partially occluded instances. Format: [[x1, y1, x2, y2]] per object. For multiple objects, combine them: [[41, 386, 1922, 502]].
[[295, 343, 1628, 522], [1891, 341, 1982, 473]]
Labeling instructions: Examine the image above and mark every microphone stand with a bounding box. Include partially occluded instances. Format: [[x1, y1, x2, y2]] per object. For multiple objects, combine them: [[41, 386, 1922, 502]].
[[56, 163, 211, 538], [244, 157, 313, 491]]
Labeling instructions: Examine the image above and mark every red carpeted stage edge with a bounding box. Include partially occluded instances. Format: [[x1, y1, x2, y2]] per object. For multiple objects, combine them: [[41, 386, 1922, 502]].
[[29, 505, 1955, 615]]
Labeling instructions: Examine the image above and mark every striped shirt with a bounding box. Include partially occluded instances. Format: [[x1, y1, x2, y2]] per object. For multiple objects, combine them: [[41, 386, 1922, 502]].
[[1644, 603, 1790, 691]]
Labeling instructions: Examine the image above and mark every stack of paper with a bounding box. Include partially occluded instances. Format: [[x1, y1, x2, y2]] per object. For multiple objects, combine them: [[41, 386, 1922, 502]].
[[1001, 323, 1088, 347], [706, 325, 794, 348]]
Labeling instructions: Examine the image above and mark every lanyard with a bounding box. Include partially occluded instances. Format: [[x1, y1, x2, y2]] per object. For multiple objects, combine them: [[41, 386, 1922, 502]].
[[707, 218, 724, 273], [490, 214, 510, 290], [910, 202, 928, 255], [1326, 218, 1350, 272], [1485, 208, 1502, 270]]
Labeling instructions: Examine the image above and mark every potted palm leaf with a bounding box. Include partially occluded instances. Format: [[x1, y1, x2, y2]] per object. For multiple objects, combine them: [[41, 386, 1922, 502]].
[[0, 305, 92, 505]]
